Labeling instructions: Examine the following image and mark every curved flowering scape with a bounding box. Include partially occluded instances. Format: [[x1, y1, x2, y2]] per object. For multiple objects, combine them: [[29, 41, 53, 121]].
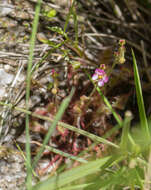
[[92, 66, 109, 87]]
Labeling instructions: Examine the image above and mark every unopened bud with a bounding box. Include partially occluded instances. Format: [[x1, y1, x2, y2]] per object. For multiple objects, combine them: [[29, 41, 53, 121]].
[[51, 88, 58, 94]]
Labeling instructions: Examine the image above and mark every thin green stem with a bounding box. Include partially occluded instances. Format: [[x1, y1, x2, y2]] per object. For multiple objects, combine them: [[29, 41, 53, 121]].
[[25, 0, 42, 189]]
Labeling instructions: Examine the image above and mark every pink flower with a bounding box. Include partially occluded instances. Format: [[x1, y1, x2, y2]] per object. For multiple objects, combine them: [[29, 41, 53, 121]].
[[119, 39, 125, 46], [50, 69, 58, 77], [92, 68, 109, 87]]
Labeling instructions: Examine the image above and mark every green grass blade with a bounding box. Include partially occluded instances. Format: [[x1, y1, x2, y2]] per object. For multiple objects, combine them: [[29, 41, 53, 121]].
[[132, 49, 150, 140], [25, 0, 42, 189], [32, 156, 111, 190], [58, 183, 92, 190], [72, 7, 78, 43], [32, 87, 75, 169], [58, 121, 119, 148], [33, 142, 87, 164], [120, 111, 133, 150]]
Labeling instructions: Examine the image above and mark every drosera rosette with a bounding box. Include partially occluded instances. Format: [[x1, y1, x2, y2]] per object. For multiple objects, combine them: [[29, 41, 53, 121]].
[[92, 64, 109, 87]]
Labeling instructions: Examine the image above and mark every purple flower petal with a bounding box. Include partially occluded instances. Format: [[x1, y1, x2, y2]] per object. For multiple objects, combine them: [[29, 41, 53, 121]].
[[98, 80, 104, 87], [92, 67, 109, 87], [103, 76, 109, 83], [95, 68, 105, 75], [92, 73, 98, 80]]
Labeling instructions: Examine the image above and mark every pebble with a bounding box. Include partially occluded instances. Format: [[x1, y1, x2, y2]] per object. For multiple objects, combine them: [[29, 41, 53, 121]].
[[0, 69, 14, 85]]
